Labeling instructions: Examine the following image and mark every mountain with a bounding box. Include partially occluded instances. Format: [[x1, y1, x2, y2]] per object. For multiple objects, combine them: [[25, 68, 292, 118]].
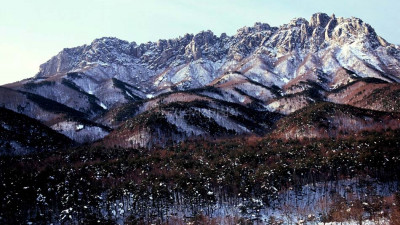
[[0, 107, 74, 155], [1, 12, 400, 147]]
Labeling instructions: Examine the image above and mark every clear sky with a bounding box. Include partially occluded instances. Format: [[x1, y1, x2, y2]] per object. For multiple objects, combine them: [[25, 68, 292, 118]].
[[1, 0, 399, 85]]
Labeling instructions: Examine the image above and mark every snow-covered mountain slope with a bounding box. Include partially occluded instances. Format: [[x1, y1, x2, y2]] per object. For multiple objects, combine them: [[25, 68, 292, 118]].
[[101, 91, 282, 148], [0, 107, 74, 155], [1, 12, 400, 146], [0, 87, 111, 143]]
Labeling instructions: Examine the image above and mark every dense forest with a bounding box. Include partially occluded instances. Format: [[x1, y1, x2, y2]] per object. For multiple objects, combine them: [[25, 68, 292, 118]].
[[1, 129, 400, 224]]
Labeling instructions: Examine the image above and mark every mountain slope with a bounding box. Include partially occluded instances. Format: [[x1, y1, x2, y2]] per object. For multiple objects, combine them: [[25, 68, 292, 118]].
[[327, 78, 400, 112], [101, 91, 282, 148], [0, 107, 74, 155], [271, 102, 400, 139], [0, 87, 110, 143]]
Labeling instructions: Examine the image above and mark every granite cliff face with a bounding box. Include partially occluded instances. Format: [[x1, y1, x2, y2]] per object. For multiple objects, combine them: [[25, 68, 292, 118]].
[[1, 13, 400, 147]]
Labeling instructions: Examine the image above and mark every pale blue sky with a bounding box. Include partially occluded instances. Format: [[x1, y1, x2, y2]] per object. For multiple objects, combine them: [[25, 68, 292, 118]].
[[1, 0, 399, 85]]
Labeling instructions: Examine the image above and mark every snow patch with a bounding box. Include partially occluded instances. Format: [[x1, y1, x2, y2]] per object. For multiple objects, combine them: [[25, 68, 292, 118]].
[[281, 77, 290, 83], [51, 121, 109, 143], [99, 102, 107, 110], [0, 122, 11, 131], [125, 91, 133, 98], [267, 101, 280, 111]]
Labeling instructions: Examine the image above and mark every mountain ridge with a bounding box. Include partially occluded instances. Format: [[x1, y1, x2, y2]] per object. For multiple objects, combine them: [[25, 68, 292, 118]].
[[1, 12, 400, 149], [32, 13, 395, 77]]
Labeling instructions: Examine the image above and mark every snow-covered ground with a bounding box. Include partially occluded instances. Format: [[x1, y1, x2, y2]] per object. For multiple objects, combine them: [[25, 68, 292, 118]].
[[58, 179, 397, 224]]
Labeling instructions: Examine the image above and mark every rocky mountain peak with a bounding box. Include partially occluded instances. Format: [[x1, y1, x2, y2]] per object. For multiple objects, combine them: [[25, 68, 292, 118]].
[[287, 18, 309, 28], [236, 22, 273, 35], [192, 30, 217, 45], [91, 37, 131, 47], [309, 12, 332, 28], [254, 22, 272, 32]]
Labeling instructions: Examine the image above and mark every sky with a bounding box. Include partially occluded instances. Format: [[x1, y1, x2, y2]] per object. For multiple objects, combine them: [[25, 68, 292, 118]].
[[1, 0, 399, 85]]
